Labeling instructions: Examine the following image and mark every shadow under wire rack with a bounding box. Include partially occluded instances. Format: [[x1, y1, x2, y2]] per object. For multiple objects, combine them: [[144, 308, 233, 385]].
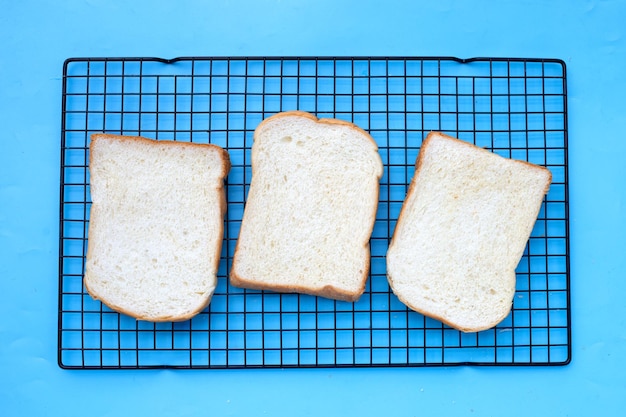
[[58, 56, 570, 369]]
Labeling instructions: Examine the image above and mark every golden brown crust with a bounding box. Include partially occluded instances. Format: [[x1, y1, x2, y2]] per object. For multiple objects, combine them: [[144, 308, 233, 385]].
[[388, 285, 511, 332], [90, 133, 232, 179], [386, 134, 432, 253], [254, 110, 380, 150], [84, 277, 212, 322], [86, 133, 230, 322], [229, 271, 367, 302]]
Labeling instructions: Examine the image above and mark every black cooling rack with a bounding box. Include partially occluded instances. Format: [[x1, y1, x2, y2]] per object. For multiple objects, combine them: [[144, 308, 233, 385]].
[[58, 56, 570, 369]]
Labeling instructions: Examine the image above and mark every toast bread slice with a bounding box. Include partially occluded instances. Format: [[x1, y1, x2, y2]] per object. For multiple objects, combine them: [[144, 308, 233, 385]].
[[386, 132, 551, 332], [230, 111, 383, 301], [84, 134, 230, 322]]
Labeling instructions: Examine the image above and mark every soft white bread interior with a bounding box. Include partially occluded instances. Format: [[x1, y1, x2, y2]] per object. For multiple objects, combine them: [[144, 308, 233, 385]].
[[84, 134, 230, 322], [386, 132, 551, 332], [230, 111, 383, 301]]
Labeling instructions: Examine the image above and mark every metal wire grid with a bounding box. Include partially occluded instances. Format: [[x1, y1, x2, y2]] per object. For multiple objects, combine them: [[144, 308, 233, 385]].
[[58, 56, 570, 369]]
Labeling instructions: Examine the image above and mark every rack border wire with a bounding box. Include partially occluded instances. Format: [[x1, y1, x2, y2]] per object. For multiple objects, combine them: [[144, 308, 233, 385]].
[[58, 56, 570, 369]]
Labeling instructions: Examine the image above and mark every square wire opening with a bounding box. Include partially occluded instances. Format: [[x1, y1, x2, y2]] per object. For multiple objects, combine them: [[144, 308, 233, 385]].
[[59, 56, 570, 369]]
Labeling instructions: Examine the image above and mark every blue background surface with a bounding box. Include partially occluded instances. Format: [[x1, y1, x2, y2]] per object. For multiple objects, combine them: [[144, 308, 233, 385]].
[[1, 0, 624, 415]]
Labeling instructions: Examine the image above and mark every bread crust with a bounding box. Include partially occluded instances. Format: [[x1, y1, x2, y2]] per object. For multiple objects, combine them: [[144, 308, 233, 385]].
[[229, 274, 368, 302], [254, 110, 381, 150], [419, 132, 552, 192], [230, 111, 381, 302], [85, 133, 230, 322], [387, 131, 551, 332], [90, 133, 231, 179]]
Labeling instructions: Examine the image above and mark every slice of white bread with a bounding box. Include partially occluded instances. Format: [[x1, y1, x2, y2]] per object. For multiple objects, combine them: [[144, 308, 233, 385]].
[[386, 132, 551, 332], [230, 111, 383, 301], [84, 134, 230, 322]]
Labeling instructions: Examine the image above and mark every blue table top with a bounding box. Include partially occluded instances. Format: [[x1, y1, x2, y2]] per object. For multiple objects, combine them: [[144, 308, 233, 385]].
[[1, 1, 625, 416]]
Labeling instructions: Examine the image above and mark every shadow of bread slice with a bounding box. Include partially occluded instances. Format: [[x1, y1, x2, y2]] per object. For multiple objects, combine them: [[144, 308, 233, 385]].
[[230, 111, 383, 302], [84, 134, 230, 322], [386, 132, 552, 332]]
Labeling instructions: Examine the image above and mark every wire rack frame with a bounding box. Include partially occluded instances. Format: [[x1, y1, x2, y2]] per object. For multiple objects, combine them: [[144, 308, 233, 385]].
[[58, 56, 570, 369]]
